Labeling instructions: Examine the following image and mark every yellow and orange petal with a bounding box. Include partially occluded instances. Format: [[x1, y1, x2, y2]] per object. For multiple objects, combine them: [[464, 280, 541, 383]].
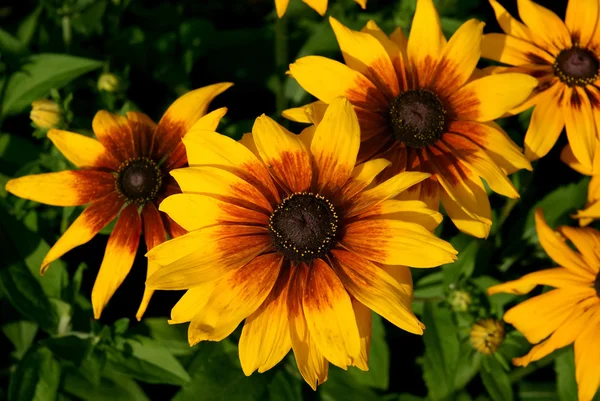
[[275, 0, 366, 18], [146, 97, 457, 389], [287, 5, 535, 239]]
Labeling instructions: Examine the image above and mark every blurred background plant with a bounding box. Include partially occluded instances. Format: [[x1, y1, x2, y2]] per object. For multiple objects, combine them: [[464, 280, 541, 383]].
[[0, 0, 597, 400]]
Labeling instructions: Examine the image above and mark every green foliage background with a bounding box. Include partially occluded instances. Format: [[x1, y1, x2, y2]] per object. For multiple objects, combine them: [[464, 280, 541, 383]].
[[0, 0, 597, 400]]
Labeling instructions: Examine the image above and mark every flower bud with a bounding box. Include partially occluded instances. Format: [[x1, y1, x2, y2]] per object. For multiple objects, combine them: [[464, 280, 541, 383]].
[[30, 99, 62, 129], [469, 318, 504, 355], [448, 289, 471, 312], [97, 72, 121, 92]]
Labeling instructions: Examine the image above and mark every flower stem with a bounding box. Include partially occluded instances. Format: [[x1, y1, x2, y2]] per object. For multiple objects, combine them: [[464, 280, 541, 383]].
[[275, 15, 288, 116]]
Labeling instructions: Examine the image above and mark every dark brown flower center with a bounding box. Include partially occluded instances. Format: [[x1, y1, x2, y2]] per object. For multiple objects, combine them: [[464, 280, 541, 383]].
[[116, 157, 162, 204], [553, 47, 599, 86], [389, 89, 446, 148], [268, 192, 338, 264], [595, 271, 600, 298]]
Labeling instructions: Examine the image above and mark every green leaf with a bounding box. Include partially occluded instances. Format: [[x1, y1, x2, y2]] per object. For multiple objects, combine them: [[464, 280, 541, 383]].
[[2, 53, 103, 117], [443, 238, 479, 287], [454, 342, 481, 391], [104, 335, 190, 385], [481, 355, 514, 401], [517, 381, 559, 401], [556, 346, 577, 401], [348, 313, 389, 390], [267, 370, 302, 401], [17, 7, 42, 46], [173, 340, 272, 401], [2, 320, 38, 359], [139, 317, 194, 357], [0, 29, 26, 56], [63, 369, 150, 401], [8, 347, 61, 401], [421, 301, 460, 401], [0, 264, 58, 333], [321, 367, 380, 401], [44, 334, 94, 366]]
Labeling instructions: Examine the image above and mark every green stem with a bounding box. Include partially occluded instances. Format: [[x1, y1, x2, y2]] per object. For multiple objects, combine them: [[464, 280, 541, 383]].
[[274, 15, 288, 116], [508, 348, 565, 383]]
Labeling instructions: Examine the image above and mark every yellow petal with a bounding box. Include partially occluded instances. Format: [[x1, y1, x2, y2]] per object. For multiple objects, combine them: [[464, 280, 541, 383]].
[[252, 114, 312, 194], [169, 281, 218, 324], [41, 192, 122, 274], [311, 97, 360, 195], [450, 73, 538, 122], [47, 129, 118, 169], [92, 110, 135, 161], [345, 171, 431, 217], [534, 209, 593, 275], [340, 158, 391, 201], [524, 84, 565, 161], [281, 104, 313, 123], [288, 267, 329, 390], [357, 199, 443, 232], [354, 0, 366, 9], [517, 0, 572, 53], [566, 0, 599, 47], [289, 56, 388, 109], [303, 259, 361, 369], [92, 204, 141, 319], [153, 83, 233, 159], [432, 19, 484, 98], [170, 166, 273, 213], [489, 0, 533, 40], [329, 17, 399, 98], [504, 287, 590, 343], [5, 170, 115, 207], [146, 227, 271, 290], [407, 0, 446, 87], [186, 107, 228, 133], [341, 219, 457, 267], [481, 33, 554, 66], [563, 87, 597, 172], [159, 193, 268, 232], [239, 268, 292, 375], [513, 298, 597, 367], [303, 0, 327, 15], [441, 190, 491, 238], [187, 253, 282, 344], [442, 132, 519, 198], [574, 311, 600, 401], [559, 226, 600, 274], [350, 298, 371, 370], [488, 267, 594, 295], [330, 249, 423, 334], [561, 144, 593, 175], [361, 20, 408, 90], [449, 120, 532, 175], [275, 0, 289, 17]]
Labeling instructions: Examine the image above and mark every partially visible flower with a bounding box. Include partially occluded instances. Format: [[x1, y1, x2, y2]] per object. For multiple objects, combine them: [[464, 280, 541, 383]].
[[287, 1, 536, 238], [489, 209, 600, 401], [146, 97, 457, 389], [448, 289, 472, 312], [30, 99, 62, 129], [482, 0, 600, 172], [469, 318, 504, 355], [98, 72, 121, 92], [6, 83, 232, 320], [275, 0, 366, 18], [561, 146, 600, 226]]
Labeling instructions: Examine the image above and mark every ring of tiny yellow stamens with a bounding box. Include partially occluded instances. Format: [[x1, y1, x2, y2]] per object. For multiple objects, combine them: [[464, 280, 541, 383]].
[[553, 46, 600, 87], [268, 192, 338, 264], [389, 89, 446, 148], [115, 157, 162, 204]]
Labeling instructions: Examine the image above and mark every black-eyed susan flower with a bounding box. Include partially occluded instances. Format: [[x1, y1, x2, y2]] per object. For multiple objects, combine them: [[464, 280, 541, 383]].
[[5, 83, 232, 320], [469, 318, 505, 355], [482, 0, 600, 171], [274, 0, 366, 18], [145, 97, 457, 389], [286, 0, 537, 238], [489, 209, 600, 401]]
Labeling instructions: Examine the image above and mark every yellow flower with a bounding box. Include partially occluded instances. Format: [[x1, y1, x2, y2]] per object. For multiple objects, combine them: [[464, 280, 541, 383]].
[[275, 0, 366, 18], [489, 209, 600, 401], [97, 72, 121, 92], [469, 318, 504, 355], [6, 83, 232, 320], [146, 97, 457, 389], [30, 99, 62, 129], [482, 0, 600, 172], [286, 0, 537, 238]]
